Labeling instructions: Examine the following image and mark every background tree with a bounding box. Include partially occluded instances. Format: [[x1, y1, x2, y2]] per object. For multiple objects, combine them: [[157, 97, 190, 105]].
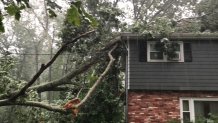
[[195, 0, 218, 32]]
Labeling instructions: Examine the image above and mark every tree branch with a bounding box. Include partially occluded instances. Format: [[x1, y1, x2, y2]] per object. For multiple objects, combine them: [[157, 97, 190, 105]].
[[149, 0, 176, 22], [0, 100, 67, 114], [30, 36, 121, 93], [0, 36, 121, 100], [76, 44, 118, 108], [136, 0, 146, 21], [9, 30, 96, 101], [41, 86, 72, 91], [0, 37, 120, 114]]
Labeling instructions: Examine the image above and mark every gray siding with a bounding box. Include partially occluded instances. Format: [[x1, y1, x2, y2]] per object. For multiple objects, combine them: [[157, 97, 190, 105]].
[[128, 40, 218, 90]]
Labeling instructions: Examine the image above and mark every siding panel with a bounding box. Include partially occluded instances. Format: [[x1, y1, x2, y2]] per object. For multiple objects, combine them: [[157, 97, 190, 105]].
[[128, 40, 218, 91]]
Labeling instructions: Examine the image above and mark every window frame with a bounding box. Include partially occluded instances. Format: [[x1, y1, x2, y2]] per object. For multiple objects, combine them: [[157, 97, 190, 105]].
[[180, 98, 218, 123], [147, 41, 184, 62]]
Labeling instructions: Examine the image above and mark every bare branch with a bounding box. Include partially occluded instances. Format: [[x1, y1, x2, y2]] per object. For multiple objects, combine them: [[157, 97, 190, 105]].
[[144, 0, 155, 21], [149, 0, 176, 22], [136, 0, 146, 21], [41, 86, 72, 92], [76, 87, 83, 98], [76, 44, 118, 108], [28, 8, 47, 31], [0, 100, 67, 114], [9, 30, 96, 101], [175, 12, 215, 23]]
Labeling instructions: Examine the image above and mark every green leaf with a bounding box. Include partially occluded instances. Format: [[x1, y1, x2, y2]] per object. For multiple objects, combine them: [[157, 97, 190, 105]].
[[5, 4, 19, 16], [0, 20, 4, 33], [15, 12, 21, 20], [82, 7, 98, 27], [0, 12, 4, 32], [66, 5, 81, 26], [5, 4, 21, 20], [47, 9, 57, 18], [69, 1, 98, 27], [80, 1, 97, 27]]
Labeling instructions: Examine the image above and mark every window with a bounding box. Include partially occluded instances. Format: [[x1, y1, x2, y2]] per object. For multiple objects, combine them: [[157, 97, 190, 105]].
[[147, 41, 184, 62], [180, 98, 218, 123]]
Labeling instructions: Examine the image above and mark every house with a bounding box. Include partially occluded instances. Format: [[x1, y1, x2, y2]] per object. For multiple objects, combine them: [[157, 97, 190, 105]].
[[122, 33, 218, 123]]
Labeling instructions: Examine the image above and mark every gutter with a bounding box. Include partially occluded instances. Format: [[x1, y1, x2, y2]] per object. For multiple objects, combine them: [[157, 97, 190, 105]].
[[124, 36, 129, 123], [121, 32, 218, 41]]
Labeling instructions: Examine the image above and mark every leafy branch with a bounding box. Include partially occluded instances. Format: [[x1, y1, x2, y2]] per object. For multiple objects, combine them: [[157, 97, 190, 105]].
[[0, 35, 121, 115], [76, 44, 117, 108], [9, 30, 96, 101]]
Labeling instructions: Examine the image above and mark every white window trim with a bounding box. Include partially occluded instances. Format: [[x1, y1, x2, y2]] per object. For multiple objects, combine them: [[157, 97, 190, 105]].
[[180, 98, 218, 123], [147, 41, 184, 62]]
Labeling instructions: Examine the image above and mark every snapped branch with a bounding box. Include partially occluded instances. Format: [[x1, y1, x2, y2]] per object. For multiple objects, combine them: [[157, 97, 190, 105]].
[[0, 36, 121, 100], [9, 30, 95, 101], [76, 43, 118, 108], [30, 36, 121, 93], [0, 37, 120, 115]]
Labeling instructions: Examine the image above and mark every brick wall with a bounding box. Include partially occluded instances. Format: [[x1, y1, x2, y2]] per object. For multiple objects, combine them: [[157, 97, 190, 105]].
[[128, 91, 218, 123]]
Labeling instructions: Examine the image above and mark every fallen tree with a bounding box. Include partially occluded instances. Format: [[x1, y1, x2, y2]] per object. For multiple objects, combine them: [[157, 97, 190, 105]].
[[0, 30, 122, 115]]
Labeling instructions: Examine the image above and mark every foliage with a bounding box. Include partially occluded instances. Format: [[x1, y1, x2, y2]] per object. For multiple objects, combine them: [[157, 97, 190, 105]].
[[57, 1, 125, 122], [0, 0, 30, 32], [0, 56, 27, 94], [149, 18, 175, 36], [5, 3, 22, 20], [129, 0, 197, 22], [174, 20, 201, 33], [167, 114, 218, 123], [67, 1, 98, 27], [167, 119, 180, 123], [195, 0, 218, 32], [66, 4, 82, 26], [129, 17, 175, 37], [129, 17, 180, 60], [195, 114, 218, 123], [74, 58, 124, 123], [155, 38, 180, 60], [0, 0, 97, 32]]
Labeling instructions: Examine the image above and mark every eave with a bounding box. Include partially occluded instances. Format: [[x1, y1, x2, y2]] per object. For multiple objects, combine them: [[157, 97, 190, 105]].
[[121, 32, 218, 41]]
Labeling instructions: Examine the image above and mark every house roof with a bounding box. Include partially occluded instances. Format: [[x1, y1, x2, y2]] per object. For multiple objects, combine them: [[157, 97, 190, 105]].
[[121, 33, 218, 41]]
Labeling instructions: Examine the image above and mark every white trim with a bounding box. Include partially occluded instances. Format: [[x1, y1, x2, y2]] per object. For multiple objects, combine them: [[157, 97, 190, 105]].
[[180, 97, 218, 123], [181, 97, 218, 101], [147, 41, 184, 62], [180, 99, 184, 123], [190, 99, 195, 122]]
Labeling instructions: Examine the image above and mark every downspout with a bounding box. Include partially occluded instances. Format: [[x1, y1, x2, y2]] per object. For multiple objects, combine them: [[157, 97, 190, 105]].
[[125, 36, 130, 123]]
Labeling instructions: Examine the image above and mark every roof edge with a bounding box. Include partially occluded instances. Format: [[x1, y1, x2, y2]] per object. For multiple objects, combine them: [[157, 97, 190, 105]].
[[121, 32, 218, 41]]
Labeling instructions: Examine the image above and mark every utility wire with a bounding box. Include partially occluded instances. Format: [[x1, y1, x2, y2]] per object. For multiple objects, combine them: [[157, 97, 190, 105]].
[[6, 53, 70, 55]]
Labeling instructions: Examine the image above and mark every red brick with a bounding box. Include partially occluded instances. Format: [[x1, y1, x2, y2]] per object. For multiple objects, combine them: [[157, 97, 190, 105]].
[[128, 91, 218, 123]]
